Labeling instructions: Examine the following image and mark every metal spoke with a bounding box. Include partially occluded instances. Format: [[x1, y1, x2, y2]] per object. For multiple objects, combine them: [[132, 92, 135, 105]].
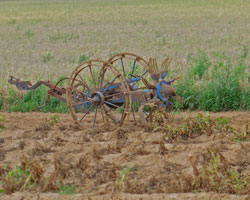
[[72, 101, 91, 107], [131, 60, 137, 75], [104, 92, 123, 99], [77, 74, 91, 92], [104, 100, 122, 109], [79, 105, 94, 122], [89, 66, 97, 90], [102, 75, 119, 94], [120, 58, 126, 78], [92, 107, 98, 128]]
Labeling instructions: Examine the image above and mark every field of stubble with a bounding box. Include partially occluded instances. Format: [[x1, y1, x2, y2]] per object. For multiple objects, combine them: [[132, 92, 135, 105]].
[[0, 0, 250, 88]]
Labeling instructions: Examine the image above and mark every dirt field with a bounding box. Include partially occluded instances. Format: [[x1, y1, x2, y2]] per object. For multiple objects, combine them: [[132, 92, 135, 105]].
[[0, 111, 250, 199]]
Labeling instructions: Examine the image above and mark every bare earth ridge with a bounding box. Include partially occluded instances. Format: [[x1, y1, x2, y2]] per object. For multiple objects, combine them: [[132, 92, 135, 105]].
[[0, 111, 250, 199]]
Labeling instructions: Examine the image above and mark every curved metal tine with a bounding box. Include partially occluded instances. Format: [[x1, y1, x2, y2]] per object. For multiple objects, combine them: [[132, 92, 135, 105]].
[[104, 100, 121, 109], [120, 58, 126, 78], [79, 104, 94, 122], [102, 75, 119, 94], [38, 93, 49, 110], [77, 74, 92, 92], [92, 107, 98, 128]]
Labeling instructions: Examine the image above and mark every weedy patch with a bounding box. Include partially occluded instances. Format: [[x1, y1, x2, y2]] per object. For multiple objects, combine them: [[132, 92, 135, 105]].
[[191, 148, 249, 194], [57, 182, 78, 195], [231, 122, 250, 142], [49, 114, 60, 125], [151, 113, 231, 142], [0, 157, 46, 194]]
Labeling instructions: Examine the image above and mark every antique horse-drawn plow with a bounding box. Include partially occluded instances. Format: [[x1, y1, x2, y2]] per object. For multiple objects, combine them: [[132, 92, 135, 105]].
[[8, 53, 178, 128]]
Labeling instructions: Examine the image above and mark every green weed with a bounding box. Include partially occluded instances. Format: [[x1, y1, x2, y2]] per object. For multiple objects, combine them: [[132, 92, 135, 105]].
[[42, 52, 53, 63], [57, 182, 78, 195], [2, 166, 33, 194], [231, 122, 250, 142], [24, 30, 34, 40], [189, 51, 210, 80], [192, 148, 249, 194], [78, 54, 89, 64], [175, 52, 249, 112], [7, 85, 68, 113], [49, 114, 60, 125], [115, 166, 137, 191]]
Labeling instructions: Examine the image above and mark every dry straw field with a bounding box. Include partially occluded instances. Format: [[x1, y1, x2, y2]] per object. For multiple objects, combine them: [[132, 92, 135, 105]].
[[0, 0, 250, 87]]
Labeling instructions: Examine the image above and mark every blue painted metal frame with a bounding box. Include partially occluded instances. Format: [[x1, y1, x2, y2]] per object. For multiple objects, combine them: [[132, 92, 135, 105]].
[[156, 80, 171, 105]]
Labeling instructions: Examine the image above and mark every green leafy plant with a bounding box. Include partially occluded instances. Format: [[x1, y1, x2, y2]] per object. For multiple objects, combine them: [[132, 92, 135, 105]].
[[115, 166, 137, 191], [57, 182, 78, 195], [49, 114, 60, 125]]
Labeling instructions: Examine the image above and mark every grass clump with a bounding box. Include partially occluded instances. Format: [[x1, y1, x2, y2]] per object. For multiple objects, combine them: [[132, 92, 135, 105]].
[[175, 51, 249, 112], [42, 52, 53, 63], [7, 85, 68, 113]]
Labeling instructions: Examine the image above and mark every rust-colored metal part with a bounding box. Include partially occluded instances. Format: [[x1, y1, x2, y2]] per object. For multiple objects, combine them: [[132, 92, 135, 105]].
[[8, 76, 67, 104], [9, 52, 179, 128]]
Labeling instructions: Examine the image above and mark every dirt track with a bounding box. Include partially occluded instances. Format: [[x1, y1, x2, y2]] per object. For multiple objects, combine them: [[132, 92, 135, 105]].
[[0, 111, 250, 199]]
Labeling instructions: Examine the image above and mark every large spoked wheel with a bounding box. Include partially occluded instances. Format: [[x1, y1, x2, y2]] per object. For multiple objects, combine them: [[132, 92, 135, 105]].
[[66, 60, 131, 128], [107, 53, 150, 121]]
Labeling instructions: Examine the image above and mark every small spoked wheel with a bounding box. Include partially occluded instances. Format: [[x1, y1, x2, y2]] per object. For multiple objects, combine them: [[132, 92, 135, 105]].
[[66, 60, 131, 128]]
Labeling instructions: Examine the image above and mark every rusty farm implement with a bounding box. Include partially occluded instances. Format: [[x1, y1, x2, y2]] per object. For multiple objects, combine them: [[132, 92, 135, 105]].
[[8, 52, 178, 128]]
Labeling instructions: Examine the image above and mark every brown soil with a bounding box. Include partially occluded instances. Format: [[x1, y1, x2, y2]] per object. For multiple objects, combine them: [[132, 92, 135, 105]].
[[0, 111, 250, 200]]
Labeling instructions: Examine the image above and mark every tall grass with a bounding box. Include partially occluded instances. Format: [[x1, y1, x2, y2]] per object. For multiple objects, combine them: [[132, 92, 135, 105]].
[[175, 51, 250, 111]]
